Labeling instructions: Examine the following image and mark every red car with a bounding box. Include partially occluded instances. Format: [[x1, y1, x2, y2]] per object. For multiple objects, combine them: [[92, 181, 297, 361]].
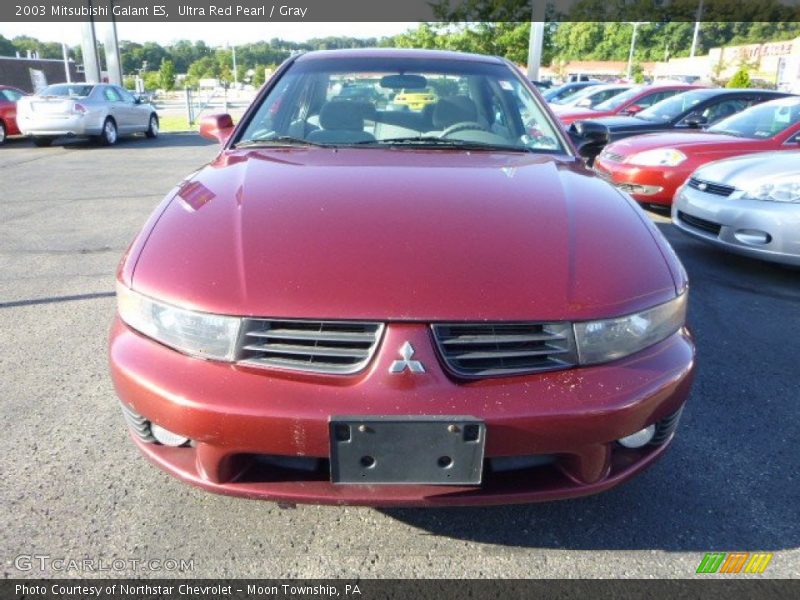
[[110, 49, 694, 507], [0, 85, 26, 144], [555, 84, 702, 126], [593, 96, 800, 207]]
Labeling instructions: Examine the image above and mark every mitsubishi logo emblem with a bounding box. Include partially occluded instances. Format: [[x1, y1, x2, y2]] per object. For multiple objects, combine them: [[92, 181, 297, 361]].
[[389, 341, 426, 374], [698, 182, 708, 191]]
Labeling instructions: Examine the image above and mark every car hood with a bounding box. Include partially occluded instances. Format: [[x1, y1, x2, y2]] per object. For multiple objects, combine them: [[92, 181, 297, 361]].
[[580, 115, 668, 134], [605, 132, 760, 156], [131, 148, 678, 321], [692, 150, 800, 186]]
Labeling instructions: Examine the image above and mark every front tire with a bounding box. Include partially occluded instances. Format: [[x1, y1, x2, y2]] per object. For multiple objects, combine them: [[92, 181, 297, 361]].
[[99, 118, 118, 146], [145, 114, 159, 138], [32, 136, 56, 147]]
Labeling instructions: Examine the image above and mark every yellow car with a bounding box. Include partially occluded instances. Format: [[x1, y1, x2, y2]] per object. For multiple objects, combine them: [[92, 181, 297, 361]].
[[393, 88, 437, 111]]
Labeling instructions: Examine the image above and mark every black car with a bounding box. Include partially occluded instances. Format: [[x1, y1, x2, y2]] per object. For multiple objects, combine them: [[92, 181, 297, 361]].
[[543, 81, 601, 103], [570, 88, 792, 161]]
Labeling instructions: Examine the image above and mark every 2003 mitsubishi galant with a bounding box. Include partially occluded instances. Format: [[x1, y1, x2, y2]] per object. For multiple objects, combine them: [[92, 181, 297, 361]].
[[109, 49, 695, 506]]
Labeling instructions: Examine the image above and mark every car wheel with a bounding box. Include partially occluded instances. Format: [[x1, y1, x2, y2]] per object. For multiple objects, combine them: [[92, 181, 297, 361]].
[[32, 136, 55, 147], [100, 118, 118, 146], [0, 121, 6, 145], [145, 114, 159, 138]]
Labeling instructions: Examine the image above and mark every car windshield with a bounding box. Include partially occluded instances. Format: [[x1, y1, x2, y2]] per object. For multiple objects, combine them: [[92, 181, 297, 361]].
[[39, 84, 94, 98], [236, 55, 566, 153], [708, 97, 800, 139], [635, 89, 713, 122], [594, 87, 645, 111]]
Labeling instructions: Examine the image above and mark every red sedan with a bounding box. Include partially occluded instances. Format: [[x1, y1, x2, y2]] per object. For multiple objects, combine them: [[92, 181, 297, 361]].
[[110, 49, 694, 506], [593, 96, 800, 207], [0, 85, 26, 144], [555, 84, 702, 126]]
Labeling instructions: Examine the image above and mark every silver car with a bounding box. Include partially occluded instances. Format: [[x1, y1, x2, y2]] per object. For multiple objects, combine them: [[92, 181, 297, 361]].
[[673, 151, 800, 266], [16, 83, 159, 147]]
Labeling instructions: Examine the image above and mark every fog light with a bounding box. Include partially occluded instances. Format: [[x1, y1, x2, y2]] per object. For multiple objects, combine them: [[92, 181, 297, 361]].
[[150, 423, 190, 447], [734, 229, 771, 246], [617, 424, 656, 449]]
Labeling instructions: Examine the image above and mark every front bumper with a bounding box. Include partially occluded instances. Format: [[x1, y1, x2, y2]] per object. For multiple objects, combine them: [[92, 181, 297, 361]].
[[109, 317, 695, 506], [594, 157, 688, 206], [673, 185, 800, 266], [18, 113, 103, 137]]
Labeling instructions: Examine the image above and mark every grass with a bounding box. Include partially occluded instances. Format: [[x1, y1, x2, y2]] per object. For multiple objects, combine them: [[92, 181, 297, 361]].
[[157, 115, 195, 133]]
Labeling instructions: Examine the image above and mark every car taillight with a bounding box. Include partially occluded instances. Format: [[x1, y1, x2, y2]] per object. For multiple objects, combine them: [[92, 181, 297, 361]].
[[73, 103, 87, 115]]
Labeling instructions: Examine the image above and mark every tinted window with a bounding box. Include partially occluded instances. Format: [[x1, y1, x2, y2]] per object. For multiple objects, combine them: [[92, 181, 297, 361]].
[[636, 90, 716, 122], [708, 97, 800, 139], [103, 87, 122, 102], [117, 87, 136, 103], [39, 84, 94, 98], [1, 89, 23, 101]]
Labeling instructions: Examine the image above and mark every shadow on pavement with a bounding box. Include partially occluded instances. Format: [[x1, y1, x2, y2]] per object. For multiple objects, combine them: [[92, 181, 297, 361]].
[[382, 224, 799, 552]]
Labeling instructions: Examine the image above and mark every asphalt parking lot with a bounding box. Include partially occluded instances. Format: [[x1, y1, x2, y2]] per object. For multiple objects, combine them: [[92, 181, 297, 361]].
[[0, 133, 798, 578]]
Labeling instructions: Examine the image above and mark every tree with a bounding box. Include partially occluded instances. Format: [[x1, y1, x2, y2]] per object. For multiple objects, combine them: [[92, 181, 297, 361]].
[[158, 59, 176, 91], [0, 34, 16, 57], [727, 68, 752, 88]]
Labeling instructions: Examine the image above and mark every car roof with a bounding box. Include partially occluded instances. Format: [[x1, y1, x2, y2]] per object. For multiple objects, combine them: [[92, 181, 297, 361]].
[[296, 48, 504, 65]]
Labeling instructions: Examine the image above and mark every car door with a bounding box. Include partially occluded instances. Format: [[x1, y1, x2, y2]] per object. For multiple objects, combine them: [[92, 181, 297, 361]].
[[101, 85, 130, 132], [117, 86, 148, 131]]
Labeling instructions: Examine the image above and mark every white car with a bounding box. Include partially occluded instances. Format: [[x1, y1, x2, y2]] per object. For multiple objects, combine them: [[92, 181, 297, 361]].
[[17, 83, 159, 146]]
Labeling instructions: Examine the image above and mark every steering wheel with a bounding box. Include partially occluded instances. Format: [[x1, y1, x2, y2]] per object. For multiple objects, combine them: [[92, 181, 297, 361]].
[[440, 121, 489, 138]]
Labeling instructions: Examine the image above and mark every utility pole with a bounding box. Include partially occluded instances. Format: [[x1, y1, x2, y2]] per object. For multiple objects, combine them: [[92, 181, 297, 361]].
[[690, 0, 704, 58], [61, 41, 71, 83], [626, 22, 648, 80], [526, 1, 547, 81], [232, 45, 238, 88]]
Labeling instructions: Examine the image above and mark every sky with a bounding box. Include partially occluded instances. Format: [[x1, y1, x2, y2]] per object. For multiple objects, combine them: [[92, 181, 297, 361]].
[[0, 22, 418, 46]]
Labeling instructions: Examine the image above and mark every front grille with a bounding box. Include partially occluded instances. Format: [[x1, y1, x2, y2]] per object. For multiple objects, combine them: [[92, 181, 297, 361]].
[[687, 177, 735, 197], [651, 407, 684, 445], [120, 403, 154, 442], [677, 211, 722, 236], [432, 322, 577, 378], [238, 319, 384, 374]]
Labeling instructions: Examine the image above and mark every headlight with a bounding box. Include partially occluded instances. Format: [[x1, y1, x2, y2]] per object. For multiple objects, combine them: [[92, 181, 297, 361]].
[[575, 293, 687, 365], [627, 148, 687, 167], [116, 283, 241, 361], [739, 176, 800, 203]]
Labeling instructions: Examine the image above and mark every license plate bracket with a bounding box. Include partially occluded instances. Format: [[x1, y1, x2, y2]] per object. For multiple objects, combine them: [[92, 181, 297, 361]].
[[330, 416, 485, 485]]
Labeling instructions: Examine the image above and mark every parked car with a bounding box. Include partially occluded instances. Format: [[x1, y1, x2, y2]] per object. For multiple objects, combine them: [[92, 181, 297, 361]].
[[551, 83, 632, 109], [554, 84, 701, 126], [593, 96, 800, 206], [0, 85, 26, 144], [673, 151, 800, 266], [571, 88, 792, 162], [16, 83, 159, 146], [110, 49, 694, 506], [392, 87, 438, 111], [530, 79, 552, 90], [542, 81, 601, 104]]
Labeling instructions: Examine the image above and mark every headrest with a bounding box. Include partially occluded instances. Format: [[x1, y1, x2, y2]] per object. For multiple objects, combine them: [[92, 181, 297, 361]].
[[319, 101, 367, 131], [433, 96, 478, 129]]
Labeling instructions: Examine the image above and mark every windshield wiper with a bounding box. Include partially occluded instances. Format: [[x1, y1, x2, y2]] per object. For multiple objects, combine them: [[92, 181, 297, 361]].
[[234, 136, 328, 148], [351, 136, 533, 152]]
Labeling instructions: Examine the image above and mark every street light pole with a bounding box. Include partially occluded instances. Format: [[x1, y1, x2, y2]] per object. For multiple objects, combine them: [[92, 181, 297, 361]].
[[232, 45, 238, 88], [690, 1, 704, 58], [526, 1, 547, 81], [626, 22, 648, 80], [62, 41, 71, 83]]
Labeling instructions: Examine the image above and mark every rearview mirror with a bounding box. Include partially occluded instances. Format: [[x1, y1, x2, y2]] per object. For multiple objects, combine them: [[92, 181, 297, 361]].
[[380, 74, 427, 90], [684, 113, 708, 128], [199, 113, 234, 145]]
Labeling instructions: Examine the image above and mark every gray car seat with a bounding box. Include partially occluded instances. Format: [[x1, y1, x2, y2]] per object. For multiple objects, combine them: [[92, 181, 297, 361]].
[[306, 102, 376, 144]]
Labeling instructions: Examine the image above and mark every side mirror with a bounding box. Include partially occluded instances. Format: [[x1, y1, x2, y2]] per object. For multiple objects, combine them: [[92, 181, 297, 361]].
[[623, 104, 643, 115], [569, 120, 609, 162], [199, 113, 234, 145], [684, 113, 708, 128]]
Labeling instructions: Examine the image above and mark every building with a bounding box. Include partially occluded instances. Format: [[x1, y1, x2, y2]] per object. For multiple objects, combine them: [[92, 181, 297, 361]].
[[0, 56, 84, 93]]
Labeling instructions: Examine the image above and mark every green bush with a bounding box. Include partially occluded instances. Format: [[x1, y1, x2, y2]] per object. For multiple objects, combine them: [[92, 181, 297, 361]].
[[727, 69, 752, 89]]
